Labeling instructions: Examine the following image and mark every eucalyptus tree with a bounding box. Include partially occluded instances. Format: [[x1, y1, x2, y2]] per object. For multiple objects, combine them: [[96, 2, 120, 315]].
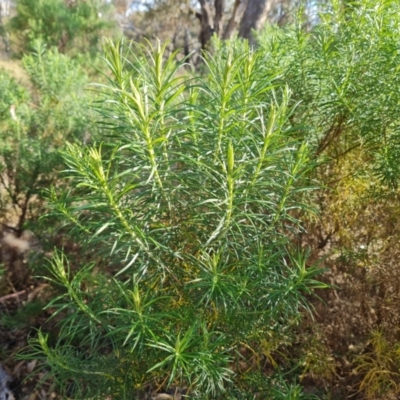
[[122, 0, 323, 51]]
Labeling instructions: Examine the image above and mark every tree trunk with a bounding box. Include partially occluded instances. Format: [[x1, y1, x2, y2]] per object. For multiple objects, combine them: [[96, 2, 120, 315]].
[[214, 0, 225, 36], [184, 28, 190, 58], [198, 0, 225, 49], [222, 0, 249, 40], [238, 0, 274, 41], [198, 0, 276, 48], [199, 0, 214, 49]]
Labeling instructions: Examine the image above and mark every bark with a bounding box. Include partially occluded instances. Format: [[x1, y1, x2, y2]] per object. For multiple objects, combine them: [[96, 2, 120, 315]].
[[184, 28, 190, 58], [198, 0, 214, 49], [198, 0, 277, 48], [214, 0, 225, 36], [222, 0, 249, 40], [198, 0, 225, 49], [238, 0, 275, 41]]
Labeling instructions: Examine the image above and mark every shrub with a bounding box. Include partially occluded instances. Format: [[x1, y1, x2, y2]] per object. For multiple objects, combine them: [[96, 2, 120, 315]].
[[257, 0, 400, 188], [0, 43, 99, 241], [9, 0, 115, 56], [27, 39, 327, 398], [11, 0, 400, 398], [253, 0, 400, 397]]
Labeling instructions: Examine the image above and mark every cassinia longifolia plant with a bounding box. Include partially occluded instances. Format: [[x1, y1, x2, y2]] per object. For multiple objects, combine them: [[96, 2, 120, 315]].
[[257, 0, 400, 189], [28, 39, 326, 399]]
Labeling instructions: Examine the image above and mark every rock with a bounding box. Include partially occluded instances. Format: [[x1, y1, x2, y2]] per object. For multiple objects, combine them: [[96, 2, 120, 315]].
[[0, 365, 15, 400]]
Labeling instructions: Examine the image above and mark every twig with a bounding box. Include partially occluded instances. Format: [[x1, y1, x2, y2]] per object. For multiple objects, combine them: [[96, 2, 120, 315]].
[[0, 290, 26, 303]]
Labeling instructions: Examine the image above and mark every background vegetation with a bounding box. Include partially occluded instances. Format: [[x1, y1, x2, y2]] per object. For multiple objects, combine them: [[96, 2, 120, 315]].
[[1, 0, 400, 399]]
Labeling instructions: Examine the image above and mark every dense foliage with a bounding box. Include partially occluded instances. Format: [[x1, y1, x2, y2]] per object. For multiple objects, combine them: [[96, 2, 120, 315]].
[[1, 0, 400, 399], [9, 0, 115, 56], [25, 39, 325, 399], [0, 41, 99, 236], [257, 0, 400, 187]]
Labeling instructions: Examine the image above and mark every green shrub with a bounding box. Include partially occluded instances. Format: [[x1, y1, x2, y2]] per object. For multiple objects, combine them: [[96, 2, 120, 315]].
[[0, 44, 100, 235], [26, 39, 327, 399], [9, 0, 115, 56], [253, 0, 400, 397], [257, 0, 400, 188], [11, 0, 400, 398]]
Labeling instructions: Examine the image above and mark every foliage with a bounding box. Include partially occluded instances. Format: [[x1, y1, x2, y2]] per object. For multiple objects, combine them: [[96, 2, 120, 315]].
[[257, 0, 400, 188], [355, 330, 400, 399], [0, 264, 5, 285], [6, 0, 400, 398], [253, 0, 400, 396], [0, 43, 99, 235], [24, 39, 328, 398], [9, 0, 115, 56], [0, 300, 44, 330]]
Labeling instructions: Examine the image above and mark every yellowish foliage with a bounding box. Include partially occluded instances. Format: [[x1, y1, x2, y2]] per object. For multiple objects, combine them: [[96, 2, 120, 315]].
[[355, 330, 400, 399]]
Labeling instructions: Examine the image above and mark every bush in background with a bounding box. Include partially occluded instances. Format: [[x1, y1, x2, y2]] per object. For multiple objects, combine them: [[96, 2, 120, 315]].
[[0, 42, 100, 275], [8, 0, 116, 57]]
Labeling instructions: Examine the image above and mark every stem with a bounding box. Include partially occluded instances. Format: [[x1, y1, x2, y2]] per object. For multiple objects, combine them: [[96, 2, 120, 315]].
[[250, 105, 277, 188], [273, 142, 308, 225]]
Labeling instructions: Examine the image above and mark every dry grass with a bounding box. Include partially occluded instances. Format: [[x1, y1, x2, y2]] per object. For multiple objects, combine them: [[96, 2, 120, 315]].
[[0, 57, 31, 88]]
